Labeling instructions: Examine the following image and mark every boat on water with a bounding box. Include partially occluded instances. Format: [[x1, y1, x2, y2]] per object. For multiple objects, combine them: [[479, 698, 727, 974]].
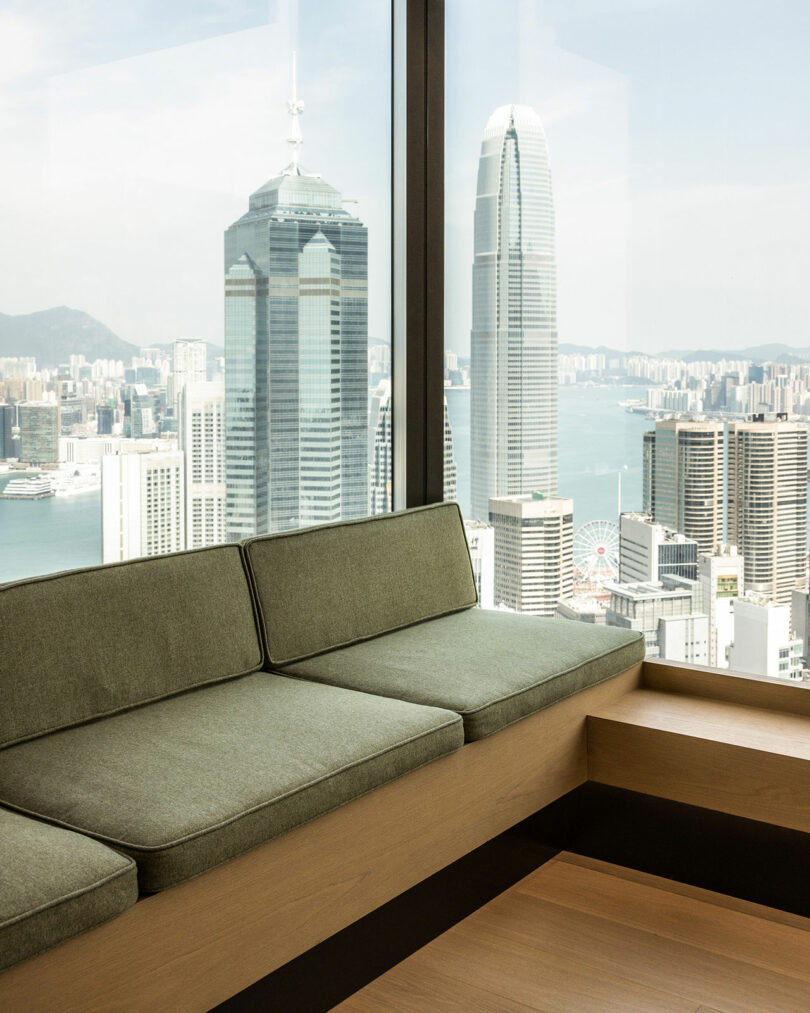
[[0, 476, 55, 500]]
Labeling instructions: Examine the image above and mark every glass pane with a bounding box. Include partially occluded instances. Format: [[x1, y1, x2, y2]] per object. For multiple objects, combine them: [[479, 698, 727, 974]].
[[0, 0, 391, 580], [445, 0, 810, 681]]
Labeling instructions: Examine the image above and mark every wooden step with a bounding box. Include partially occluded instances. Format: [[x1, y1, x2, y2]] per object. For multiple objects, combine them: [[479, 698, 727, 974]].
[[587, 688, 810, 832], [335, 853, 810, 1012]]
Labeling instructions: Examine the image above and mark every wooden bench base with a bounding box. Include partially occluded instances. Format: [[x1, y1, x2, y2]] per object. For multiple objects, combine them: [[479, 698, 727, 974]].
[[0, 666, 641, 1013]]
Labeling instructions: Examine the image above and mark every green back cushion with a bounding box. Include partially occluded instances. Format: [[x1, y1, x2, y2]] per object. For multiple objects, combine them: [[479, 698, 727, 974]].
[[243, 503, 478, 666], [0, 546, 262, 748]]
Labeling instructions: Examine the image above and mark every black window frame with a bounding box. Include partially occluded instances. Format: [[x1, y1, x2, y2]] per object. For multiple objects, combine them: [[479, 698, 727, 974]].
[[392, 0, 446, 510]]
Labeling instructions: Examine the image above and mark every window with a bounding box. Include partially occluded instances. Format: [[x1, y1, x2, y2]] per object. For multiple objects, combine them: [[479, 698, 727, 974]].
[[444, 0, 810, 684], [0, 0, 391, 578]]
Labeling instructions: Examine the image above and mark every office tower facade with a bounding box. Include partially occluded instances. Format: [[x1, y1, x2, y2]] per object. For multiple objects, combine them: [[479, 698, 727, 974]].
[[619, 512, 698, 583], [728, 593, 803, 680], [0, 403, 14, 459], [18, 402, 59, 465], [180, 381, 226, 549], [470, 105, 558, 521], [644, 419, 723, 554], [699, 547, 744, 668], [642, 431, 655, 515], [102, 450, 185, 563], [728, 419, 807, 605], [96, 405, 114, 436], [490, 493, 573, 616], [605, 576, 704, 658], [224, 87, 367, 539], [791, 589, 810, 667], [369, 378, 457, 514]]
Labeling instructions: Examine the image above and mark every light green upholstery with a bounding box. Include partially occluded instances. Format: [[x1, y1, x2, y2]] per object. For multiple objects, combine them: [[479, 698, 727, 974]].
[[0, 546, 263, 748], [0, 808, 137, 973], [279, 609, 645, 741], [0, 674, 464, 893], [242, 503, 477, 666]]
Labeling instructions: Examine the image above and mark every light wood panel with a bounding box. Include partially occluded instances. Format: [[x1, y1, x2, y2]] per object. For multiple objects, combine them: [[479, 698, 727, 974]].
[[336, 854, 810, 1013], [588, 688, 810, 832], [0, 666, 641, 1013], [643, 657, 810, 716]]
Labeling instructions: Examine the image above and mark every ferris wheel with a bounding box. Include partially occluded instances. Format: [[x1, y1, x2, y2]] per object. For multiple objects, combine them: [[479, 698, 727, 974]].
[[573, 520, 620, 584]]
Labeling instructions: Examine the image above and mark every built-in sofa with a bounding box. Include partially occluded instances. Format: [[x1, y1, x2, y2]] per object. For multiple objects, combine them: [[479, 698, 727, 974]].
[[0, 503, 644, 1009]]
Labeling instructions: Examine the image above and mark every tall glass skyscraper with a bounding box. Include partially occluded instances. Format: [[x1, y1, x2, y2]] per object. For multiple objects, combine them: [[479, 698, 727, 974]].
[[224, 86, 368, 539], [470, 105, 558, 523]]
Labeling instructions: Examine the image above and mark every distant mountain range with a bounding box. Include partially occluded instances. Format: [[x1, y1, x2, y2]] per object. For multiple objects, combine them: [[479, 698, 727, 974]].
[[0, 308, 139, 367], [0, 308, 224, 369], [2, 309, 808, 370], [559, 342, 810, 364]]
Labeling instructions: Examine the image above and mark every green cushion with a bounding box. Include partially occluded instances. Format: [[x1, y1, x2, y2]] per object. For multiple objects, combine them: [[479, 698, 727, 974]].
[[0, 546, 262, 748], [0, 674, 463, 893], [0, 808, 137, 973], [242, 503, 478, 666], [279, 610, 646, 741]]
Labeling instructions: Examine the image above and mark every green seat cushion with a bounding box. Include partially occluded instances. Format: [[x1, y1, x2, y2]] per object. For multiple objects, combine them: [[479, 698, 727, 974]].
[[0, 674, 463, 893], [0, 808, 137, 973], [279, 610, 646, 741], [0, 545, 263, 748], [243, 503, 478, 665]]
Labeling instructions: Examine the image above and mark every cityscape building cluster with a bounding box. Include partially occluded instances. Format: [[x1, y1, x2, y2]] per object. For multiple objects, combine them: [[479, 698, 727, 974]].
[[1, 94, 808, 683]]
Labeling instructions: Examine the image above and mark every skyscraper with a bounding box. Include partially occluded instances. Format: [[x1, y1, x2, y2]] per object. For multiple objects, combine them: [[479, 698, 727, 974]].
[[369, 378, 458, 513], [180, 381, 226, 549], [0, 403, 14, 459], [728, 418, 807, 605], [643, 419, 723, 554], [224, 74, 367, 539], [490, 493, 573, 616], [470, 105, 558, 522]]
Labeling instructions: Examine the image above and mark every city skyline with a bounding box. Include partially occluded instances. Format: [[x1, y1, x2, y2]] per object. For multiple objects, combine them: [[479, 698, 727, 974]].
[[4, 2, 810, 355]]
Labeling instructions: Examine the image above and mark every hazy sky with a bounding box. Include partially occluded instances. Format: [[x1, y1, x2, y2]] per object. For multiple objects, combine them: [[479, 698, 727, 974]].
[[1, 0, 809, 355]]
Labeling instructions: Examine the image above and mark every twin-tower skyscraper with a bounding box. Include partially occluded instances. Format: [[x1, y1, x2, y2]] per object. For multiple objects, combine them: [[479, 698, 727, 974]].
[[223, 81, 368, 541], [223, 89, 557, 538]]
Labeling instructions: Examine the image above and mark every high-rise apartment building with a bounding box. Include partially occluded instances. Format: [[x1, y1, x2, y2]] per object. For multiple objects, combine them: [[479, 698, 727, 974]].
[[464, 519, 495, 610], [368, 378, 457, 514], [368, 380, 392, 515], [728, 418, 807, 605], [224, 85, 367, 539], [643, 419, 723, 554], [470, 105, 557, 521], [728, 593, 803, 680], [490, 494, 573, 616], [18, 402, 59, 465], [698, 546, 744, 668], [172, 339, 207, 416], [102, 450, 185, 563], [180, 381, 226, 549]]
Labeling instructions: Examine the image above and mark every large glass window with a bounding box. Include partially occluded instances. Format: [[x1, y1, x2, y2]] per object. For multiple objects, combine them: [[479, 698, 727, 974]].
[[445, 0, 810, 681], [0, 0, 391, 581]]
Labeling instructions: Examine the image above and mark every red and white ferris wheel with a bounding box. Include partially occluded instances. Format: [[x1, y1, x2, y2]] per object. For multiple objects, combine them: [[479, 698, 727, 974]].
[[573, 520, 620, 584]]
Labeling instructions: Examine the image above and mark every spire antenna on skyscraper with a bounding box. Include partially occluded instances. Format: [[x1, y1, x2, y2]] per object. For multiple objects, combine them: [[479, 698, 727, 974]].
[[285, 51, 305, 174]]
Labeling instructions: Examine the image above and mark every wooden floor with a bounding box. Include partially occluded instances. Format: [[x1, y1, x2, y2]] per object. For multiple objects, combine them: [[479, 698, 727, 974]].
[[334, 852, 810, 1012]]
